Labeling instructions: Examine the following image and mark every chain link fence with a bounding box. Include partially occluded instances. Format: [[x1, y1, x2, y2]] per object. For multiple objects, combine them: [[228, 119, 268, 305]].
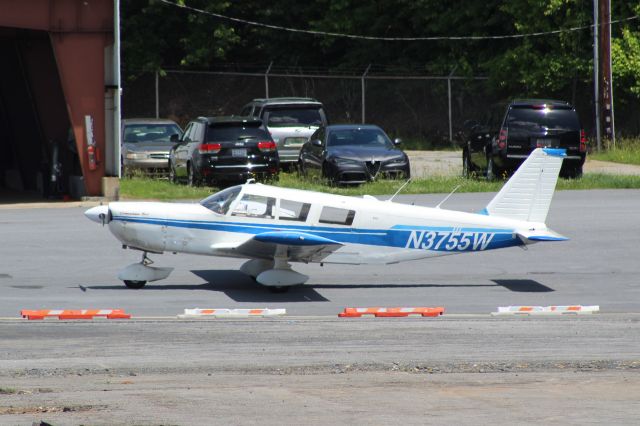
[[122, 68, 639, 148]]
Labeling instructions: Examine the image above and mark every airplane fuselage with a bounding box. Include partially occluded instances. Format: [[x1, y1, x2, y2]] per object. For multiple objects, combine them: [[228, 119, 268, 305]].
[[105, 189, 537, 266]]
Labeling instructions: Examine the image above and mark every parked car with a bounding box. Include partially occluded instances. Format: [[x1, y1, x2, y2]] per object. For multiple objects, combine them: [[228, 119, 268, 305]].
[[240, 97, 328, 170], [121, 118, 183, 176], [460, 99, 587, 179], [169, 116, 279, 186], [298, 124, 410, 185]]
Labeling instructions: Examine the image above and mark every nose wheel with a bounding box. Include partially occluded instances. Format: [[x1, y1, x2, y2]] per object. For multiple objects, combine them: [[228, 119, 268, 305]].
[[124, 279, 147, 289], [118, 251, 173, 289], [123, 252, 152, 289]]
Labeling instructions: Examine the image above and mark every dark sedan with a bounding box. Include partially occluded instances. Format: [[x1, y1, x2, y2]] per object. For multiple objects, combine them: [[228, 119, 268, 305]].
[[298, 124, 410, 185]]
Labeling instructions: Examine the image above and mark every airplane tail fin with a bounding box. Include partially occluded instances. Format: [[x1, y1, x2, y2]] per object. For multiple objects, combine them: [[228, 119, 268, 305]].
[[481, 148, 566, 223]]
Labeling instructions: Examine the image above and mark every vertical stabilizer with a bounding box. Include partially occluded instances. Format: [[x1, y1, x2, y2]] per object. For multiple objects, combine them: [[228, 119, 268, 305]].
[[483, 148, 565, 223]]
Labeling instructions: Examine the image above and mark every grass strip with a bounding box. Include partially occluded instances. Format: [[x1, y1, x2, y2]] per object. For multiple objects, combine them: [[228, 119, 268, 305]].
[[120, 172, 640, 200]]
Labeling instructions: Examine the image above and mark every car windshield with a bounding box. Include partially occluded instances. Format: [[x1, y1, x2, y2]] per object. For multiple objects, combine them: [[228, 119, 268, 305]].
[[327, 128, 393, 148], [206, 125, 269, 142], [123, 124, 182, 143], [267, 108, 322, 127], [200, 186, 242, 215], [507, 108, 580, 131]]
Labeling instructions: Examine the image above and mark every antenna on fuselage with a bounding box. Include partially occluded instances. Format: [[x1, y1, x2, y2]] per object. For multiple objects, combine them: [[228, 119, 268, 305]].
[[435, 185, 461, 209], [387, 178, 412, 202]]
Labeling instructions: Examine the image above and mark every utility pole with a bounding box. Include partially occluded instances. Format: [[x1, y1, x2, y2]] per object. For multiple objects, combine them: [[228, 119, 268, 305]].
[[599, 0, 615, 148], [593, 0, 601, 152]]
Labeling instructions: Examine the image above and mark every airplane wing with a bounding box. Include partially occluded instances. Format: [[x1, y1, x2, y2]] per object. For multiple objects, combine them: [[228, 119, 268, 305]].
[[212, 231, 343, 263]]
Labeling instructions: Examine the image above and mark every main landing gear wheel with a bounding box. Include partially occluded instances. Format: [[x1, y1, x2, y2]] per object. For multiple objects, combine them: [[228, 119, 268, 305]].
[[268, 286, 290, 293], [124, 280, 146, 289]]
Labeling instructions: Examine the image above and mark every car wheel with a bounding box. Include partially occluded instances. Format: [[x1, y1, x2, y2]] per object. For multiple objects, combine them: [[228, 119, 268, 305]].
[[486, 155, 497, 180], [168, 161, 177, 184], [187, 163, 199, 187], [298, 158, 307, 177], [462, 150, 472, 178], [562, 165, 583, 179], [322, 163, 336, 186]]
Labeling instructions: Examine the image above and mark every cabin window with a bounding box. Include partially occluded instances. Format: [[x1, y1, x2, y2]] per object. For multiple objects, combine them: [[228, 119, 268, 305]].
[[200, 186, 241, 215], [231, 194, 276, 218], [319, 206, 356, 225], [279, 199, 311, 221]]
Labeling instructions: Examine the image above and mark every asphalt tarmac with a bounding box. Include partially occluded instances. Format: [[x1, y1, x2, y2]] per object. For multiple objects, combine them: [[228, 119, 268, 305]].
[[1, 189, 639, 316], [1, 189, 639, 424]]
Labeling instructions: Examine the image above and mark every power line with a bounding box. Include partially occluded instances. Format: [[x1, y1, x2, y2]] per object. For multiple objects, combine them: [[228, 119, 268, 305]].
[[157, 0, 638, 42]]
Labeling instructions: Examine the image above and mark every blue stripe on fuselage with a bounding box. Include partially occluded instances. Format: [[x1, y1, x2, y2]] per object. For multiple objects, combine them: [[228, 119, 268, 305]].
[[112, 215, 520, 252]]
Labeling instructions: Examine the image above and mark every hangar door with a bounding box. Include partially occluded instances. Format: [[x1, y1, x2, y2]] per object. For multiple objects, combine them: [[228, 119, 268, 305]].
[[0, 28, 81, 199]]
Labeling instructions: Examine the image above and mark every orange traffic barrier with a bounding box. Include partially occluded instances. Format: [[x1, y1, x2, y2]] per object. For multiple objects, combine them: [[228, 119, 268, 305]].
[[21, 309, 131, 320], [338, 307, 444, 318]]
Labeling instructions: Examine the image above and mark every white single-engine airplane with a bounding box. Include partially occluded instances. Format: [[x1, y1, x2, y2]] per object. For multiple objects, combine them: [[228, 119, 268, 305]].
[[85, 148, 568, 292]]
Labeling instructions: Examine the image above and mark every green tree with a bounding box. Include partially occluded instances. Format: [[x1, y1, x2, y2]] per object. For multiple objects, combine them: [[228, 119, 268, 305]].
[[121, 0, 240, 80]]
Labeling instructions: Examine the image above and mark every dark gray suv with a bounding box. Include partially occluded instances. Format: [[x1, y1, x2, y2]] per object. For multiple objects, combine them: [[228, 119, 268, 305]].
[[240, 97, 328, 169]]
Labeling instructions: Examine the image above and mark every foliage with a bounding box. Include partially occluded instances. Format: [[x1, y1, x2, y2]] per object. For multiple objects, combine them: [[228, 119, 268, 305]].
[[121, 0, 240, 80], [612, 28, 640, 97]]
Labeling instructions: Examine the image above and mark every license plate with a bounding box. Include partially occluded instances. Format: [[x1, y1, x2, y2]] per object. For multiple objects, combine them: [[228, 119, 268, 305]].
[[535, 138, 559, 147], [232, 148, 247, 157], [284, 137, 307, 147]]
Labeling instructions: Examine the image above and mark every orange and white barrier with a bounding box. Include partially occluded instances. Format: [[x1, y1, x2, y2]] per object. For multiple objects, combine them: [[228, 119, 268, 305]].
[[178, 308, 286, 318], [21, 309, 131, 320], [338, 307, 445, 318], [491, 305, 599, 316]]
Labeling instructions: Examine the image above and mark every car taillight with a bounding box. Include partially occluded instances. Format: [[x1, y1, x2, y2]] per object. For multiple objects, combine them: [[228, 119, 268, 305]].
[[498, 128, 507, 149], [580, 130, 588, 152], [199, 143, 221, 154], [258, 141, 276, 152]]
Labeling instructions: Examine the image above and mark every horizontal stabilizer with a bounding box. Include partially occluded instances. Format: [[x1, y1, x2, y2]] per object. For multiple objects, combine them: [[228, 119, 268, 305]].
[[254, 231, 342, 246], [516, 228, 568, 244]]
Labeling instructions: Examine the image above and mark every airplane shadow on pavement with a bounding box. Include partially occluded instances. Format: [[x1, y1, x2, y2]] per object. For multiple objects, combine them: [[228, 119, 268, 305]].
[[83, 270, 331, 303], [191, 270, 330, 302], [492, 279, 554, 292], [84, 274, 553, 302]]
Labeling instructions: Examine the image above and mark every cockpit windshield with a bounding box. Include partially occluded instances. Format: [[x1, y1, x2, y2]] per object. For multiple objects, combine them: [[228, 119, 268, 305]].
[[200, 186, 242, 215]]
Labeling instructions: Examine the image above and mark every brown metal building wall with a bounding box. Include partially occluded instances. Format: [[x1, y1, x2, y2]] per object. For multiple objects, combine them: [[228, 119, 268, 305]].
[[0, 0, 114, 196]]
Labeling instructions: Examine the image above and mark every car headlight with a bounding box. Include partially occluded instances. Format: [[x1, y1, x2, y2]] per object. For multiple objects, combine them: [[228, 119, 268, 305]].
[[387, 157, 407, 165], [125, 151, 146, 160], [330, 156, 358, 165]]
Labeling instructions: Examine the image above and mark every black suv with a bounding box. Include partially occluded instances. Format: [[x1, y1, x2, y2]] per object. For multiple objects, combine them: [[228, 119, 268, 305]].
[[461, 99, 587, 179], [169, 117, 279, 186]]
